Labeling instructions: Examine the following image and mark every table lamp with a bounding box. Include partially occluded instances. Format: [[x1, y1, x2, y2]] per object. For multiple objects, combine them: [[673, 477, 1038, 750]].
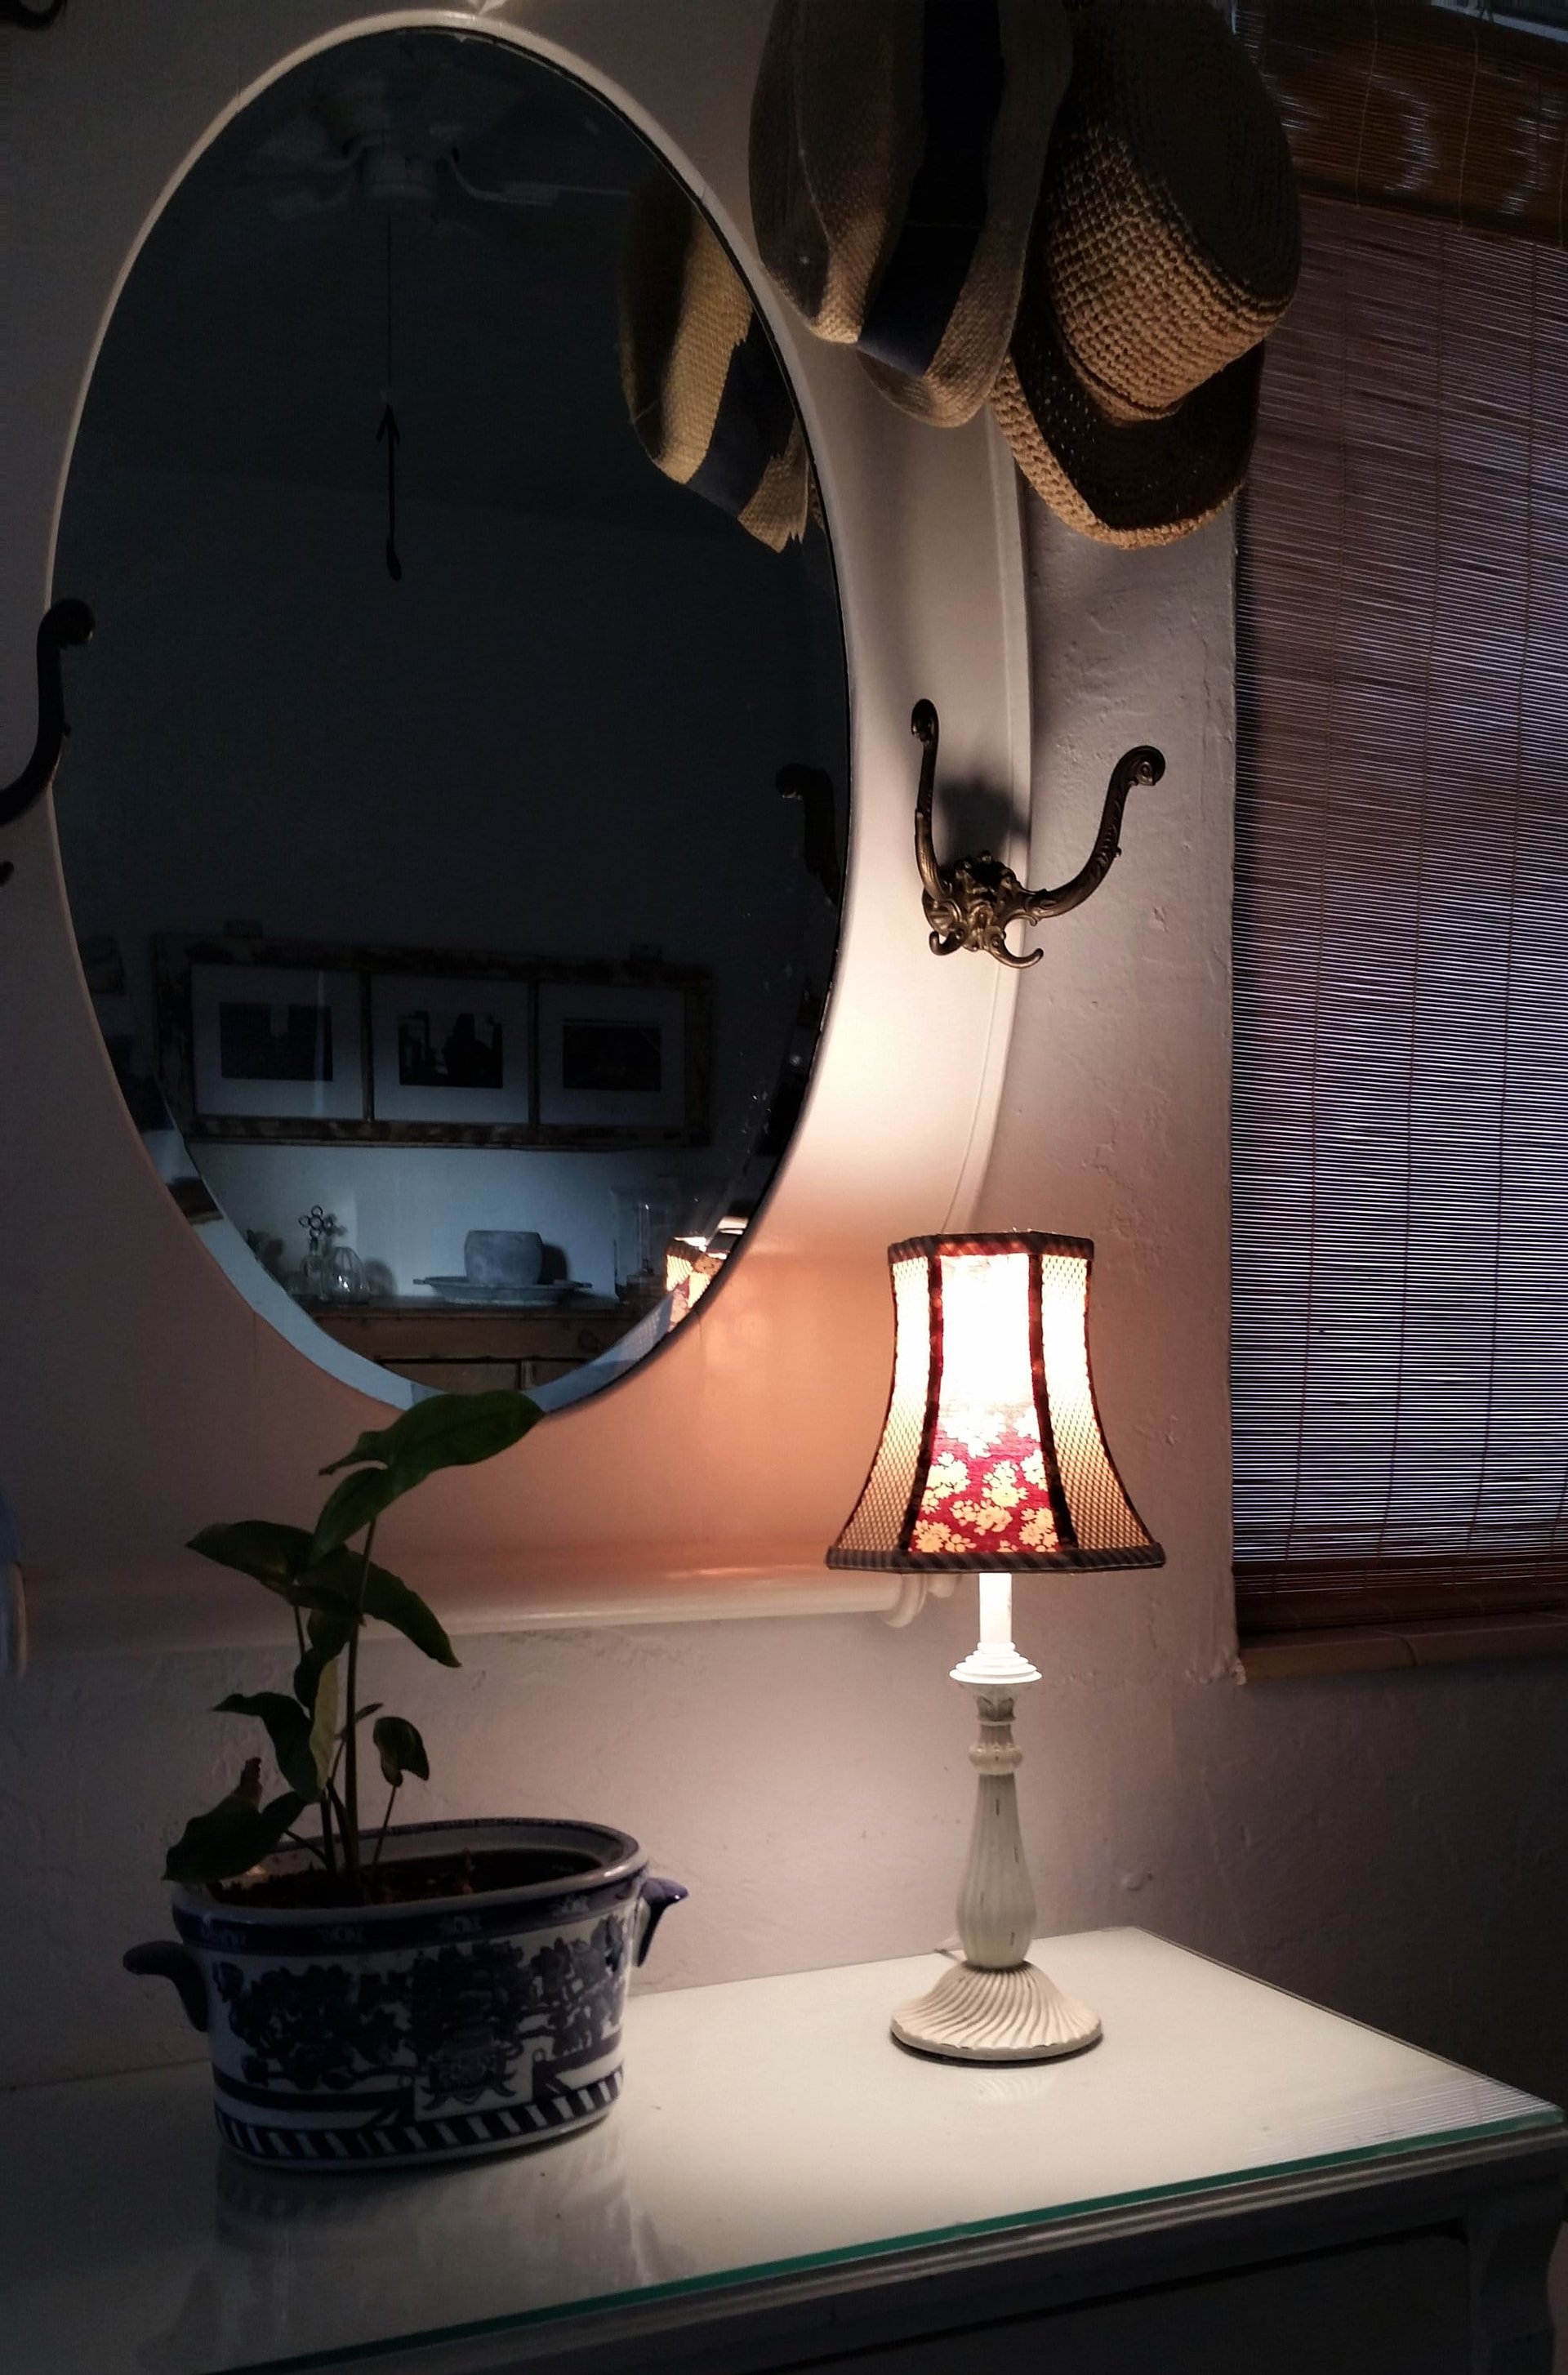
[[828, 1235, 1163, 2062]]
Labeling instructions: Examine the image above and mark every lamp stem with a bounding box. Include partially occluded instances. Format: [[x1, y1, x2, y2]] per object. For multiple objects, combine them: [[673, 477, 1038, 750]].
[[978, 1570, 1012, 1646], [954, 1691, 1036, 1967], [951, 1580, 1040, 1968]]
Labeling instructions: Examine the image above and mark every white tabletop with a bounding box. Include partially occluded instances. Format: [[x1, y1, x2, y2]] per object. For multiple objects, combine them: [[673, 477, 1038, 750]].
[[2, 1927, 1557, 2374]]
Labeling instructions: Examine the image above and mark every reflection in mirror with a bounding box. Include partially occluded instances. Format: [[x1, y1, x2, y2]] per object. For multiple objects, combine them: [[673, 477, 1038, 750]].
[[53, 29, 846, 1410]]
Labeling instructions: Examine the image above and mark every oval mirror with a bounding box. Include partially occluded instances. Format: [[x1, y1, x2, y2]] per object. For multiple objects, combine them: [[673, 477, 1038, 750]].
[[52, 27, 846, 1413]]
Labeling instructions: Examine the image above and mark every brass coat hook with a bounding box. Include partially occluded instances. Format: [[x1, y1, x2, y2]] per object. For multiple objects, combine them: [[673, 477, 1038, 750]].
[[911, 698, 1164, 969], [0, 599, 96, 843]]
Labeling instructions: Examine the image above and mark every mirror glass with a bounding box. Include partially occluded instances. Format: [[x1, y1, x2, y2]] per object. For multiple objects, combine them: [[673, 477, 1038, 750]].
[[53, 28, 846, 1410]]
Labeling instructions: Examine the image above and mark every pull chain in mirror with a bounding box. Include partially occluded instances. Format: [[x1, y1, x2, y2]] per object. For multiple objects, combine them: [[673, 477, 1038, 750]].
[[376, 216, 402, 581]]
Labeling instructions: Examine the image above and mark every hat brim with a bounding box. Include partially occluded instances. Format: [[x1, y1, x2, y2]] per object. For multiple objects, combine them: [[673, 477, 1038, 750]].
[[991, 319, 1264, 549], [621, 173, 811, 551], [751, 0, 1070, 430]]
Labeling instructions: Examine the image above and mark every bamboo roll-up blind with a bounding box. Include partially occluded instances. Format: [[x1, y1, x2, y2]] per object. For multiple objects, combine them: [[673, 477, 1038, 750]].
[[1232, 191, 1568, 1638], [1238, 1, 1568, 245]]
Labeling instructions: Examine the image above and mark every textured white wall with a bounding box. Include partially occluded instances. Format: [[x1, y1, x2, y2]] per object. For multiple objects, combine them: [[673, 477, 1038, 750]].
[[4, 494, 1566, 2110]]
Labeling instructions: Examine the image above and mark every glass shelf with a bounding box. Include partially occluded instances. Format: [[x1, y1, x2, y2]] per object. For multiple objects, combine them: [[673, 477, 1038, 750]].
[[3, 1928, 1558, 2374]]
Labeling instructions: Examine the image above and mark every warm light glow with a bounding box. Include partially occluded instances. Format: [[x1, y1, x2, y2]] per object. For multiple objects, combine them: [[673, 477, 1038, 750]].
[[935, 1252, 1036, 1447]]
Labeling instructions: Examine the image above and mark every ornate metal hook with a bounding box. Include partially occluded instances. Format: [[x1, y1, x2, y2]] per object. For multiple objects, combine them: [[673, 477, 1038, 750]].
[[911, 698, 1164, 969], [0, 598, 95, 837]]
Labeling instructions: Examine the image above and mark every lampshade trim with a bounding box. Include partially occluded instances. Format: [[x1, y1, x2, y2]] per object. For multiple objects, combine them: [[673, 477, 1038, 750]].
[[826, 1542, 1165, 1572], [886, 1231, 1095, 1264]]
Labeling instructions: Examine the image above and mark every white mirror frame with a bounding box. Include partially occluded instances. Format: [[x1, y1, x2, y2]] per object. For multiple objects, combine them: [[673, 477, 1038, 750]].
[[0, 0, 1029, 1660]]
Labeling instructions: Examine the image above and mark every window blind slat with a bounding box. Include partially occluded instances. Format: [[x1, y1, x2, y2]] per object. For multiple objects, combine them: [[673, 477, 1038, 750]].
[[1232, 194, 1568, 1633], [1240, 0, 1568, 246]]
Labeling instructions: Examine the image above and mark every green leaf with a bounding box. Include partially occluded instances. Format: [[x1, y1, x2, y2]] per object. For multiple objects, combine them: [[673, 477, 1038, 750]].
[[319, 1391, 541, 1484], [293, 1601, 354, 1709], [360, 1567, 459, 1667], [189, 1521, 311, 1593], [308, 1658, 340, 1791], [288, 1553, 457, 1678], [372, 1714, 429, 1787], [215, 1691, 320, 1802], [309, 1466, 403, 1562], [164, 1782, 305, 1887], [189, 1522, 349, 1615], [310, 1394, 540, 1557]]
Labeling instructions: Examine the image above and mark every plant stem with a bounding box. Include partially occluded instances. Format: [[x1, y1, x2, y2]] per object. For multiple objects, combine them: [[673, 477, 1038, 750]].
[[342, 1518, 378, 1893], [371, 1780, 399, 1870], [294, 1608, 338, 1874]]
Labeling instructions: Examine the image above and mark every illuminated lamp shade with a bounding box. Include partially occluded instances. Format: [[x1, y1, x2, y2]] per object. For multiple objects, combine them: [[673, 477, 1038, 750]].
[[829, 1236, 1162, 2062], [828, 1236, 1160, 1574]]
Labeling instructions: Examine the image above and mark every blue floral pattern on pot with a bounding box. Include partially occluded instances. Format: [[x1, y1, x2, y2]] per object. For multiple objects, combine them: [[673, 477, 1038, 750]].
[[126, 1819, 685, 2169]]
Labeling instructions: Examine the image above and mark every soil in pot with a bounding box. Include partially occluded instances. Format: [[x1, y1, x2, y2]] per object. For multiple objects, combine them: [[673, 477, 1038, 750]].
[[210, 1844, 604, 1911]]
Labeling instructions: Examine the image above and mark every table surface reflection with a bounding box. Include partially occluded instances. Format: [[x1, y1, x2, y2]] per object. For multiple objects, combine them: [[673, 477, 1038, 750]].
[[3, 1928, 1558, 2374]]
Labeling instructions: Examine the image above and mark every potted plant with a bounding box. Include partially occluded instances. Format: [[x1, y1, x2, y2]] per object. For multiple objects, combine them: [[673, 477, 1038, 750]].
[[125, 1390, 684, 2169]]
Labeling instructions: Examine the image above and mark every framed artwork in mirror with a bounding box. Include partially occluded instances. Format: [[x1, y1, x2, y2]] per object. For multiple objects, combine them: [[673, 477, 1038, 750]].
[[189, 961, 364, 1124], [368, 973, 532, 1130], [537, 982, 690, 1133], [156, 937, 710, 1149]]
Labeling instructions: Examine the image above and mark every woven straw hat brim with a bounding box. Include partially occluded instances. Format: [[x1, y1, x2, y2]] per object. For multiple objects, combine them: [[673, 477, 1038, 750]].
[[992, 0, 1294, 546], [620, 174, 810, 551], [1039, 0, 1298, 426], [751, 0, 1070, 430], [991, 329, 1263, 550]]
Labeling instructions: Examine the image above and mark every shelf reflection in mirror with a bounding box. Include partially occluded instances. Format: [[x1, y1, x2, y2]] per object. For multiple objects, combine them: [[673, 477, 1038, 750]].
[[52, 25, 846, 1410]]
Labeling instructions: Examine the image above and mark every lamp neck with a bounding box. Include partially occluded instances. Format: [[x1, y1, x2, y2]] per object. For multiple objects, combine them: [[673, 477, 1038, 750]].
[[951, 1571, 1040, 1691]]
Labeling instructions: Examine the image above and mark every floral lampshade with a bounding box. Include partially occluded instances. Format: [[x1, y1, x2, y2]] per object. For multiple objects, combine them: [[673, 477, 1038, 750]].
[[827, 1235, 1164, 1572]]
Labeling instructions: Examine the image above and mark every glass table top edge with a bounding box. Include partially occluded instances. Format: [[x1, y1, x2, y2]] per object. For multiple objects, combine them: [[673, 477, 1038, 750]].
[[215, 2102, 1567, 2375]]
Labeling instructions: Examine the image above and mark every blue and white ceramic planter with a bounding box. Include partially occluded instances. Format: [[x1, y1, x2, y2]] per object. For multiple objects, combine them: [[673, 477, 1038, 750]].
[[125, 1818, 685, 2171]]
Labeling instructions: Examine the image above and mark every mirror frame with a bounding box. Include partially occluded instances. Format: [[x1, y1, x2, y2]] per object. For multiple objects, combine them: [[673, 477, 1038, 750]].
[[0, 0, 1030, 1660]]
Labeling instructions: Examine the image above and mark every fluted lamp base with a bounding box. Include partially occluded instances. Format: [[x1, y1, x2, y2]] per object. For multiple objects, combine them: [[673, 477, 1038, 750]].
[[892, 1956, 1102, 2063], [893, 1577, 1102, 2066]]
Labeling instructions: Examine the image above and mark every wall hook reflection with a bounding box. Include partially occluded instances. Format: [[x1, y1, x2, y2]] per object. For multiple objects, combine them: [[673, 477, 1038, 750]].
[[0, 599, 96, 845], [776, 763, 843, 907], [911, 698, 1163, 969]]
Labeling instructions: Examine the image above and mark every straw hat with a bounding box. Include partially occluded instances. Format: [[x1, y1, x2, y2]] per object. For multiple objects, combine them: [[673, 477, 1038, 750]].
[[620, 172, 812, 552], [750, 0, 1071, 428], [991, 0, 1300, 547]]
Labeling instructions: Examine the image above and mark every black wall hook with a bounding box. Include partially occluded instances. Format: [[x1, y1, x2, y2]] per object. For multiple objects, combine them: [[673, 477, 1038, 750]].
[[0, 598, 95, 837], [912, 698, 1164, 969]]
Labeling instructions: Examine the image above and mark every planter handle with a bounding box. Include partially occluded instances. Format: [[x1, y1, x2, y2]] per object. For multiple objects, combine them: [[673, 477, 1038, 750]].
[[123, 1940, 208, 2033], [635, 1875, 688, 1967]]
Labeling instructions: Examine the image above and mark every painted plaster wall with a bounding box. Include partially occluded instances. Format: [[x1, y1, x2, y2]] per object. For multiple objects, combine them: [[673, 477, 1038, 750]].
[[3, 495, 1566, 2116]]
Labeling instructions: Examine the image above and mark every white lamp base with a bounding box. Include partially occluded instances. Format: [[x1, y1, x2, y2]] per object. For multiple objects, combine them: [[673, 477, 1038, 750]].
[[894, 1574, 1102, 2066], [892, 1956, 1102, 2063]]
